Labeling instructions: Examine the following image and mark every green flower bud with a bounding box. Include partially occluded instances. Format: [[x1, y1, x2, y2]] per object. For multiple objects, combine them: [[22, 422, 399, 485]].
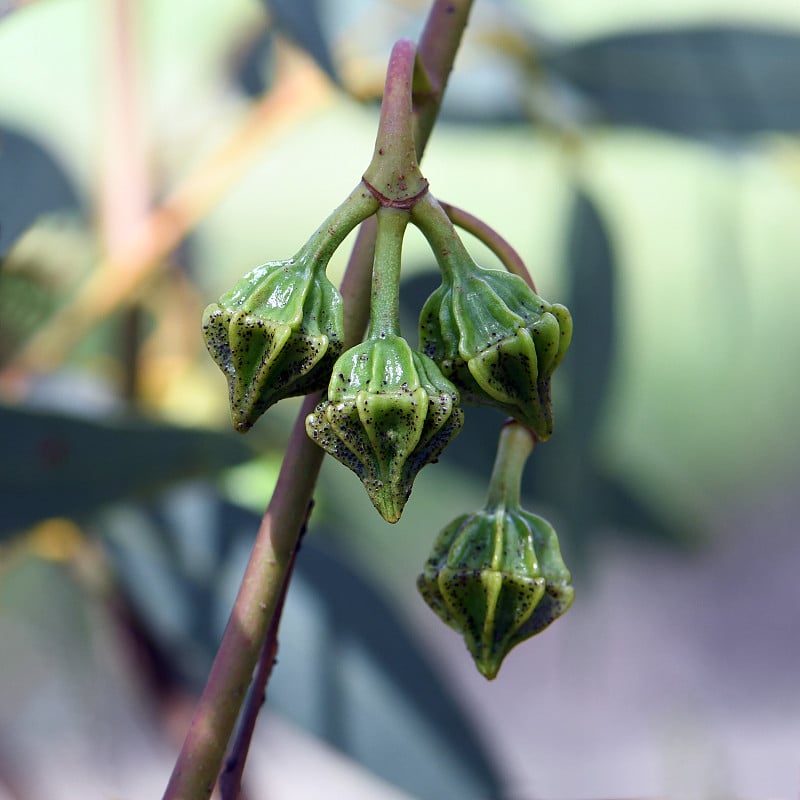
[[419, 267, 572, 440], [203, 255, 344, 432], [305, 334, 463, 523], [418, 506, 573, 679], [202, 183, 379, 432], [411, 192, 572, 439], [417, 421, 573, 679]]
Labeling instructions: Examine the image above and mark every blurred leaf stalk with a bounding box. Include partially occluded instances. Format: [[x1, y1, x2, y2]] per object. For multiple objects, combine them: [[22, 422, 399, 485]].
[[164, 3, 576, 798]]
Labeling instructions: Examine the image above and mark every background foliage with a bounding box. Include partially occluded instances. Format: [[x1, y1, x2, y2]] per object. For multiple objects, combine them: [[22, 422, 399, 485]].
[[1, 0, 799, 797]]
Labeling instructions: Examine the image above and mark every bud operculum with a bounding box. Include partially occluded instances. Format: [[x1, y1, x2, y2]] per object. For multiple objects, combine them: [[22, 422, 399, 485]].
[[417, 422, 573, 678], [202, 185, 379, 432], [306, 335, 463, 523], [413, 193, 572, 439], [203, 257, 344, 432]]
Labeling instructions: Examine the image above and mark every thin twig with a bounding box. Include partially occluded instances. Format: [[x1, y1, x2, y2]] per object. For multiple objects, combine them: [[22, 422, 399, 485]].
[[162, 3, 475, 798], [439, 200, 537, 292], [217, 592, 280, 800], [414, 0, 475, 156], [218, 505, 309, 800]]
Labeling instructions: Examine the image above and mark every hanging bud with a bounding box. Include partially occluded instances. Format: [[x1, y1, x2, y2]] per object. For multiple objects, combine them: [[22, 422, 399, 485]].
[[203, 257, 344, 432], [418, 505, 573, 679], [417, 421, 573, 679], [412, 192, 572, 439], [419, 267, 572, 440], [202, 184, 379, 432], [305, 334, 463, 523]]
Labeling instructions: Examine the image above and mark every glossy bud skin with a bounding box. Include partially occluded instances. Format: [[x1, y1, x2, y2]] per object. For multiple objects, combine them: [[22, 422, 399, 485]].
[[417, 506, 573, 679], [419, 267, 572, 439], [203, 255, 344, 432], [305, 334, 463, 523]]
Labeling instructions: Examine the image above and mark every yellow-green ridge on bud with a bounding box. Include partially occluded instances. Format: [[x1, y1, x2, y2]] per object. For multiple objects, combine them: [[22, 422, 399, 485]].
[[417, 421, 573, 679]]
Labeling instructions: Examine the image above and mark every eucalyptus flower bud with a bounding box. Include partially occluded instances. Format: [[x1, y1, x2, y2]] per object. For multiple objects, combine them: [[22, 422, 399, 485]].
[[411, 192, 572, 439], [203, 256, 344, 432], [418, 505, 573, 679], [417, 421, 573, 678], [305, 334, 463, 523], [419, 267, 572, 440], [202, 184, 378, 432]]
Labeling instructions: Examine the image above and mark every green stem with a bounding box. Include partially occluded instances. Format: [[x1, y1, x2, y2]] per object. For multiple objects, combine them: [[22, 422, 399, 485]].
[[162, 3, 475, 798], [366, 207, 410, 339], [411, 191, 477, 281], [439, 200, 537, 292], [485, 420, 536, 510], [362, 39, 428, 206], [302, 182, 379, 267]]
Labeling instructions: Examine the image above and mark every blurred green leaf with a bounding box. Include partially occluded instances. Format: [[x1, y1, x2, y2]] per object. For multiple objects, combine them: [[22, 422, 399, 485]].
[[560, 186, 616, 440], [0, 218, 92, 367], [232, 22, 276, 98], [0, 258, 64, 367], [525, 185, 690, 551], [594, 471, 692, 546], [545, 26, 800, 136], [0, 127, 82, 257], [262, 0, 338, 81], [98, 486, 255, 688], [0, 404, 254, 539], [523, 186, 616, 537]]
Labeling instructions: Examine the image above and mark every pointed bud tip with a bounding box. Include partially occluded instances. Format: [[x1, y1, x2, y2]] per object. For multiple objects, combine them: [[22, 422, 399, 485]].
[[474, 656, 502, 681], [233, 417, 253, 434]]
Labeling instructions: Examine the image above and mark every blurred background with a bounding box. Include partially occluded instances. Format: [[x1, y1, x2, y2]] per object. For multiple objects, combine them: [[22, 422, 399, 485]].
[[1, 0, 800, 798]]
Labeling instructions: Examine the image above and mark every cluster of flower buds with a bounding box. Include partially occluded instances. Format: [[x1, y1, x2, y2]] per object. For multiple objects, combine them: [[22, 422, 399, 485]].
[[201, 37, 575, 676], [417, 422, 573, 678]]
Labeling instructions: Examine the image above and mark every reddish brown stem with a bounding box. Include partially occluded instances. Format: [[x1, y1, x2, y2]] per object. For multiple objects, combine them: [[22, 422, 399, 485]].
[[414, 0, 475, 154], [162, 393, 325, 800], [362, 39, 428, 206], [218, 526, 302, 800]]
